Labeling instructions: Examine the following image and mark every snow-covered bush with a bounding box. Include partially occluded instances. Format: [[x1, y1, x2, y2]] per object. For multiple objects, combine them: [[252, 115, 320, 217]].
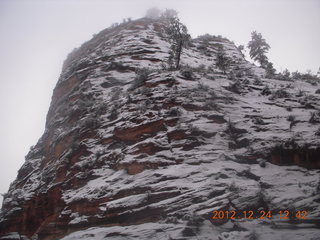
[[168, 107, 181, 117], [226, 80, 242, 94], [194, 64, 207, 75], [227, 71, 236, 81], [130, 67, 151, 90], [204, 99, 219, 111], [276, 69, 291, 81], [257, 159, 266, 168], [164, 216, 179, 224], [253, 116, 264, 125], [286, 106, 292, 112], [241, 78, 250, 85], [309, 111, 320, 123], [253, 76, 262, 85], [126, 94, 133, 103], [261, 85, 271, 95], [180, 65, 194, 80], [287, 115, 298, 129], [286, 115, 296, 122], [269, 88, 289, 100], [297, 89, 304, 97]]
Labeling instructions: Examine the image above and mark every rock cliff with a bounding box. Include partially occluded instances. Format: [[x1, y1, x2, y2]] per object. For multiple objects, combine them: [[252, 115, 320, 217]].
[[0, 17, 319, 240]]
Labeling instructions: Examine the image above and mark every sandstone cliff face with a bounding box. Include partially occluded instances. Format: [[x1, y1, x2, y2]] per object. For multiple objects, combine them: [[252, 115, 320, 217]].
[[0, 18, 320, 240]]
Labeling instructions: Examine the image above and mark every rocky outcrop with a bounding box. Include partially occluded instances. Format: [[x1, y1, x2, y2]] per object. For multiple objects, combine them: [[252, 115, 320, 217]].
[[0, 17, 319, 240]]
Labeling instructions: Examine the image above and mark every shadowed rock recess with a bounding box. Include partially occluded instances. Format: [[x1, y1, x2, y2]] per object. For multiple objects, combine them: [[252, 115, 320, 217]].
[[1, 17, 320, 240]]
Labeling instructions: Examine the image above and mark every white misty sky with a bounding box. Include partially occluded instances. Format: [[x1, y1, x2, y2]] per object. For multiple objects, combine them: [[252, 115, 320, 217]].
[[0, 0, 319, 201]]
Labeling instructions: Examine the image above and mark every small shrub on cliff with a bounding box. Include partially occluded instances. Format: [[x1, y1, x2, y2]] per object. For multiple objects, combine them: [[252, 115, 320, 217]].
[[309, 111, 320, 123], [269, 88, 289, 100], [195, 64, 206, 74], [204, 99, 219, 111], [253, 116, 265, 125], [299, 95, 315, 109], [225, 119, 237, 135], [81, 116, 98, 129], [108, 107, 118, 121], [296, 89, 304, 97], [180, 65, 194, 80], [286, 115, 296, 122], [130, 67, 151, 90], [226, 80, 242, 94], [315, 89, 320, 94], [253, 76, 263, 85], [165, 216, 179, 224], [227, 71, 237, 81], [257, 159, 266, 168], [287, 115, 298, 130], [126, 95, 133, 103], [261, 85, 271, 95], [228, 180, 238, 192], [168, 107, 181, 117], [242, 78, 250, 85]]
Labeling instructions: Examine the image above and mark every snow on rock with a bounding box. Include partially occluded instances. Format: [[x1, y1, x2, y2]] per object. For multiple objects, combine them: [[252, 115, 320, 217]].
[[0, 17, 319, 240]]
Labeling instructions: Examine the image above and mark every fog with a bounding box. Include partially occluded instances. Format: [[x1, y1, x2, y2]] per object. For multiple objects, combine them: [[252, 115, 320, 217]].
[[0, 0, 319, 203]]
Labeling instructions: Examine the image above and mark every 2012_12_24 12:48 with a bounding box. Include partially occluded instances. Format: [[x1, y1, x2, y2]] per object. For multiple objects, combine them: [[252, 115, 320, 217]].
[[211, 210, 308, 220]]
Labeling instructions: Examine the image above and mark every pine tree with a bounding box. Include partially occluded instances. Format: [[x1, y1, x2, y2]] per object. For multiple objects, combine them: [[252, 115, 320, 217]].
[[247, 31, 270, 67], [164, 13, 190, 69]]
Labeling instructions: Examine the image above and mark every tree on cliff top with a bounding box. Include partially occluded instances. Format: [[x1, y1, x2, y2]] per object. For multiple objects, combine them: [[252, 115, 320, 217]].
[[247, 31, 270, 68], [163, 10, 190, 70]]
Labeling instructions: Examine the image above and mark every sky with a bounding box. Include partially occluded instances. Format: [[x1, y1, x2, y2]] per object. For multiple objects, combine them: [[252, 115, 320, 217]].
[[0, 0, 319, 202]]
